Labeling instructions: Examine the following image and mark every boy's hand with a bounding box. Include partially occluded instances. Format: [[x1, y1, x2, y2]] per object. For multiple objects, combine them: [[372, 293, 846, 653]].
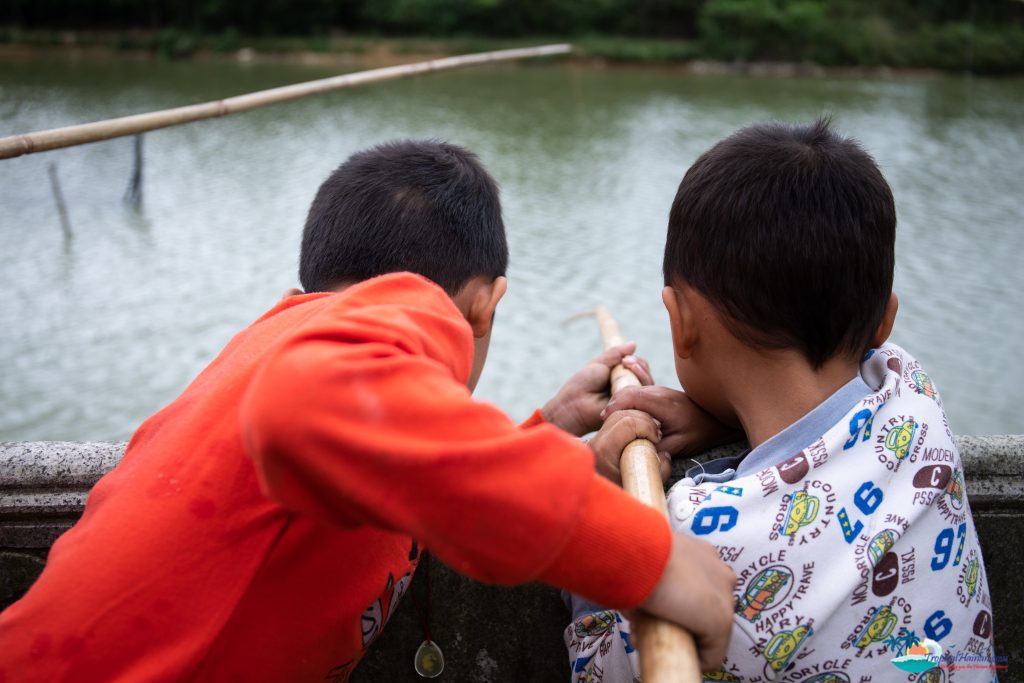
[[641, 532, 736, 672], [587, 409, 670, 485], [601, 386, 742, 459], [542, 342, 653, 437]]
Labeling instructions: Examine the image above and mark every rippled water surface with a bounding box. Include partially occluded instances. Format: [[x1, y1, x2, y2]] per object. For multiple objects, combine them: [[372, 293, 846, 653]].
[[1, 58, 1022, 440]]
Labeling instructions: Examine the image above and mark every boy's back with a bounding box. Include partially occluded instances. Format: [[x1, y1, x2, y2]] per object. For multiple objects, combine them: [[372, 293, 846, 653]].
[[566, 120, 996, 681], [571, 345, 996, 681], [0, 273, 668, 681], [0, 276, 448, 680], [664, 344, 995, 680]]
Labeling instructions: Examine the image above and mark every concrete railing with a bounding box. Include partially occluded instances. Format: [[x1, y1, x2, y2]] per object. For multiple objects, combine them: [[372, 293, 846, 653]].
[[2, 437, 1021, 681]]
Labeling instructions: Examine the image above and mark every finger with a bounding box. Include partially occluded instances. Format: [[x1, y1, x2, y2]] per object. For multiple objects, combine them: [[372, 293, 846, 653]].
[[658, 451, 672, 483], [602, 385, 676, 422], [656, 433, 690, 458], [622, 355, 654, 386], [700, 569, 736, 671], [700, 635, 729, 673], [591, 342, 637, 369], [606, 409, 662, 444], [638, 357, 653, 384], [595, 452, 622, 485], [699, 615, 732, 673], [601, 408, 662, 443], [696, 612, 727, 669], [601, 385, 643, 419], [606, 407, 661, 427]]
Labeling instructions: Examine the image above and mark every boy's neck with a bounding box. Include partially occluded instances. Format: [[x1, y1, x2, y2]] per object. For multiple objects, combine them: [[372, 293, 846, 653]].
[[724, 350, 860, 449]]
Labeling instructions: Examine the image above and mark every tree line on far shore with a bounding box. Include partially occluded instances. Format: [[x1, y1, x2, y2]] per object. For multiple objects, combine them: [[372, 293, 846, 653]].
[[3, 0, 1023, 73]]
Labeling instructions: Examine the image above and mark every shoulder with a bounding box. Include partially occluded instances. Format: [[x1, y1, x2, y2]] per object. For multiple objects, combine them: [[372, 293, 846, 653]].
[[855, 344, 958, 476], [319, 273, 474, 375], [860, 344, 950, 429]]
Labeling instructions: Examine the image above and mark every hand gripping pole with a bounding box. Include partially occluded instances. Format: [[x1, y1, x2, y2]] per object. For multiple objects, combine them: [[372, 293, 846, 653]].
[[594, 305, 700, 683]]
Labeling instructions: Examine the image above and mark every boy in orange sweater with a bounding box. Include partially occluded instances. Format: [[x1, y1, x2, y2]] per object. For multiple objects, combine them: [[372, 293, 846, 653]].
[[0, 140, 734, 682]]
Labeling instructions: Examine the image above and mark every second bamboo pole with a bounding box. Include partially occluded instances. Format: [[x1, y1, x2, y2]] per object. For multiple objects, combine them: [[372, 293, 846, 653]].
[[594, 304, 700, 683]]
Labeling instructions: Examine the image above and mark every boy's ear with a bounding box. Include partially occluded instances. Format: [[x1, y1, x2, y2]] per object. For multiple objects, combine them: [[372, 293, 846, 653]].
[[662, 285, 698, 359], [280, 287, 304, 300], [463, 276, 507, 338], [871, 292, 899, 347]]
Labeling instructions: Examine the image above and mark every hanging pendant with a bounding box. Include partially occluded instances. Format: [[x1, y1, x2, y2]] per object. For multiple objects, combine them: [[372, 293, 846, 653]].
[[414, 639, 444, 678]]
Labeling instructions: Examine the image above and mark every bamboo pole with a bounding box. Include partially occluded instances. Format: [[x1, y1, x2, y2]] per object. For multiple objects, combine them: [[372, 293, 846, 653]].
[[594, 304, 701, 683], [0, 44, 571, 160]]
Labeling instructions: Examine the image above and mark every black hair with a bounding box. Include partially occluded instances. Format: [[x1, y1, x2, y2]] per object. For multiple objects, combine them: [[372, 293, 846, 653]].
[[300, 139, 508, 296], [663, 118, 896, 367]]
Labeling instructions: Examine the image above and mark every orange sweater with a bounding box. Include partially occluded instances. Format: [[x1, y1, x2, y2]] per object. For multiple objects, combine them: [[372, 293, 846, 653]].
[[0, 273, 670, 682]]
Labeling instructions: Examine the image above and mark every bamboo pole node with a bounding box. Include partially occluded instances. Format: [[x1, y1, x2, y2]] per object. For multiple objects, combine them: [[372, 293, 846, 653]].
[[593, 304, 701, 683], [0, 44, 572, 161]]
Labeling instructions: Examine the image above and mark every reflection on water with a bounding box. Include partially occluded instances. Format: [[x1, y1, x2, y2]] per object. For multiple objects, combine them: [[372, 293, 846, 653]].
[[1, 58, 1022, 439]]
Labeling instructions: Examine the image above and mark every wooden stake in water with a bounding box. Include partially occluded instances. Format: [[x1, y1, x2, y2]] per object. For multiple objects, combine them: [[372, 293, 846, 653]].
[[593, 304, 701, 683], [46, 162, 73, 241], [124, 134, 143, 207]]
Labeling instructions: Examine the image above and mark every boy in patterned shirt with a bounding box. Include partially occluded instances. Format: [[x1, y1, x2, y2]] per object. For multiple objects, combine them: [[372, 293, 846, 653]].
[[566, 119, 996, 682]]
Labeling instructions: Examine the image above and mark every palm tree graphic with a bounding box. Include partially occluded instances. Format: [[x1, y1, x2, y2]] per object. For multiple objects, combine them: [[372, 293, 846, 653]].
[[885, 628, 920, 657]]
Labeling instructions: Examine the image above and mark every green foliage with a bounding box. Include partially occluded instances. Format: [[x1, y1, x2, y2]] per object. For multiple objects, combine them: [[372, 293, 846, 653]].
[[0, 0, 1021, 72], [157, 28, 199, 60], [699, 0, 777, 60], [361, 0, 487, 36], [211, 26, 240, 53], [693, 0, 1024, 73], [357, 0, 624, 37], [835, 15, 900, 67], [697, 0, 833, 62], [906, 22, 1024, 74], [577, 36, 698, 62]]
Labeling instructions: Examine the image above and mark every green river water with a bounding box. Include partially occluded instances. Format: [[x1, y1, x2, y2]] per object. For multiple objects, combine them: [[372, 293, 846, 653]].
[[1, 57, 1022, 440]]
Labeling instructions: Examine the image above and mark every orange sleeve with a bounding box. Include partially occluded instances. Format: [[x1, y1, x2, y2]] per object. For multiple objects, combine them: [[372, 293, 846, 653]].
[[519, 408, 547, 429], [240, 274, 670, 608]]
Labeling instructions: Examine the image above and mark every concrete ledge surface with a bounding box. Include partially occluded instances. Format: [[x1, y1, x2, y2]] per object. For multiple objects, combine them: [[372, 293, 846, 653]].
[[1, 436, 1021, 681]]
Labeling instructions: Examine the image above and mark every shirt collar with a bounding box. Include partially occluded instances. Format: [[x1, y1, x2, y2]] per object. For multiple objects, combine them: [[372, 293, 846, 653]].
[[733, 375, 872, 478]]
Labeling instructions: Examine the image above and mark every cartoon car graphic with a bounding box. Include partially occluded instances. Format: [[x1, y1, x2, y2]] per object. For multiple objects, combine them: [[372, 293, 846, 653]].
[[574, 610, 617, 638], [868, 529, 899, 567], [803, 674, 851, 683], [737, 567, 792, 622], [783, 491, 820, 536], [885, 419, 918, 460], [702, 671, 741, 682], [765, 624, 813, 672], [915, 667, 946, 683], [945, 470, 964, 508], [965, 558, 979, 599], [912, 370, 938, 399], [856, 606, 898, 648]]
